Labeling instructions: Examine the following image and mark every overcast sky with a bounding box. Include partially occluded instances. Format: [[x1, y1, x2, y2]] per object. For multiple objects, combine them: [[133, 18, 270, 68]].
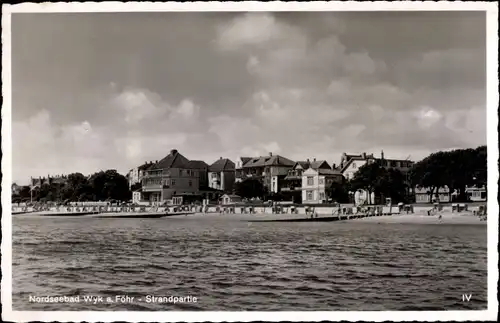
[[11, 11, 486, 184]]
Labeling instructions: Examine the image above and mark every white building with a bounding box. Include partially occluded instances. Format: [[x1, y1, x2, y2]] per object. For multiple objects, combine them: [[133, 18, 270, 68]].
[[465, 185, 487, 202], [128, 161, 154, 188], [338, 151, 413, 180], [301, 168, 343, 204]]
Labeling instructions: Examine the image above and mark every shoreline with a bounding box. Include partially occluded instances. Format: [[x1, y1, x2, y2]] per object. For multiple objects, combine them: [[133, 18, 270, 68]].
[[13, 209, 487, 225]]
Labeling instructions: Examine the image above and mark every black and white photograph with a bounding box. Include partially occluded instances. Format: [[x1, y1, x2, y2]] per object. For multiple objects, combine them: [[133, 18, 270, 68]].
[[1, 1, 498, 322]]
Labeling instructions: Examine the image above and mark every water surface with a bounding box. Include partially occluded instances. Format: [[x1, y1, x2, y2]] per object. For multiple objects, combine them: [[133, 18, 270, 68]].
[[13, 214, 487, 311]]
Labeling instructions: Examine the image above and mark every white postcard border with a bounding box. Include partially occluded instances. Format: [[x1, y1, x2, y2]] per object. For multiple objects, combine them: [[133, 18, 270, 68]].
[[2, 1, 498, 322]]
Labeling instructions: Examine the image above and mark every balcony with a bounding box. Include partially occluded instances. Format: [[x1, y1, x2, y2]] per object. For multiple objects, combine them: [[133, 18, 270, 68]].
[[142, 184, 163, 192]]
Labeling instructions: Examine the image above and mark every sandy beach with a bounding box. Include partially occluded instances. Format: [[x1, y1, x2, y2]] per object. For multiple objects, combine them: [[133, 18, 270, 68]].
[[160, 211, 487, 225], [353, 212, 486, 225]]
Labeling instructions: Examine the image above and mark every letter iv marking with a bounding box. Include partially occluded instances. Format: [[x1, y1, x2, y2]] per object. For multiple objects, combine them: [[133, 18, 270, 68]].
[[462, 294, 472, 302]]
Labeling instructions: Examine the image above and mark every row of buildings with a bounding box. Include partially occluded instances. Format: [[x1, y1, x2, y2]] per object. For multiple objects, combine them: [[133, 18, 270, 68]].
[[127, 148, 438, 205], [14, 148, 486, 205]]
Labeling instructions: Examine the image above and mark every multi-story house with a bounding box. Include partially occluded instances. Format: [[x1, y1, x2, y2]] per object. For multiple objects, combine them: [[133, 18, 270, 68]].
[[141, 149, 201, 204], [235, 157, 252, 183], [208, 158, 235, 192], [127, 161, 154, 188], [283, 159, 332, 192], [301, 166, 343, 204], [236, 153, 295, 193], [339, 151, 414, 180], [186, 160, 209, 189]]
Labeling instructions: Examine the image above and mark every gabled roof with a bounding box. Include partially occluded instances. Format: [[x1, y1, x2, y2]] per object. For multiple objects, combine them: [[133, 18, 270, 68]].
[[209, 158, 235, 172], [310, 160, 331, 170], [149, 150, 190, 170], [242, 155, 295, 168], [292, 160, 330, 171], [186, 160, 209, 170], [340, 156, 376, 173], [293, 161, 309, 169], [138, 162, 154, 171], [240, 157, 252, 165]]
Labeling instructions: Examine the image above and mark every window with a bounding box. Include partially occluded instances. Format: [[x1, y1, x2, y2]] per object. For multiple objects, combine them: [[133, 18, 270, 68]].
[[212, 173, 217, 179], [307, 177, 314, 185], [180, 170, 183, 176], [319, 178, 324, 185], [171, 180, 176, 186], [352, 163, 357, 169], [319, 192, 325, 200], [307, 191, 313, 201], [188, 180, 192, 187]]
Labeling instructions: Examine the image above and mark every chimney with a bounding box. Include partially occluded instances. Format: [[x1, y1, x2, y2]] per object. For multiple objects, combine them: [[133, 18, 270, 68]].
[[381, 150, 385, 160], [220, 157, 223, 160], [313, 158, 316, 162], [307, 158, 310, 163], [332, 163, 336, 169], [171, 149, 178, 155], [155, 160, 158, 163], [269, 152, 273, 156], [362, 152, 366, 159]]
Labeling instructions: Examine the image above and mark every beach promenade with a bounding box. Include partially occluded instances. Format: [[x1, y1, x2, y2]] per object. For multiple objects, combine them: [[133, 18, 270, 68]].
[[11, 202, 487, 225]]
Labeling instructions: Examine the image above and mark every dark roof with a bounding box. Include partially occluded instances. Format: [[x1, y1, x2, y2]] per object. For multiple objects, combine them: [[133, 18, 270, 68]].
[[209, 158, 235, 172], [149, 150, 190, 170], [242, 155, 295, 168], [293, 160, 331, 170], [339, 154, 414, 173], [310, 160, 331, 170], [293, 161, 309, 169], [138, 162, 154, 171], [240, 157, 252, 165], [317, 168, 342, 175], [186, 160, 209, 170]]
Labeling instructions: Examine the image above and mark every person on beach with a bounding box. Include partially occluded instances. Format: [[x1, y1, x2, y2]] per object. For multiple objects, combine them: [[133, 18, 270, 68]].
[[438, 214, 442, 220]]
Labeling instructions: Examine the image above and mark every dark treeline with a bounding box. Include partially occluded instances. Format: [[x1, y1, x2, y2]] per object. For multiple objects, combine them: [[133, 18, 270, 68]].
[[12, 170, 130, 204], [409, 145, 486, 202]]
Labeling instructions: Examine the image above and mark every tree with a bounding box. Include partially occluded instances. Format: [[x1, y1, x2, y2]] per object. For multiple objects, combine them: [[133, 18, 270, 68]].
[[350, 161, 385, 204], [88, 169, 131, 201], [326, 178, 350, 203], [349, 161, 410, 204], [234, 178, 267, 199], [379, 168, 408, 203], [18, 186, 31, 200]]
